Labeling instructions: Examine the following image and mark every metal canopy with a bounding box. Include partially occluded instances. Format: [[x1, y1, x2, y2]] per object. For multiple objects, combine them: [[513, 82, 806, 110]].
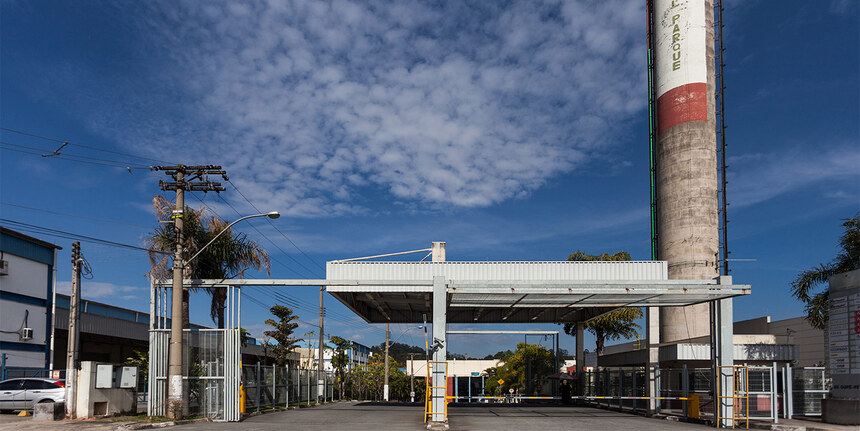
[[324, 261, 748, 323], [159, 261, 749, 324]]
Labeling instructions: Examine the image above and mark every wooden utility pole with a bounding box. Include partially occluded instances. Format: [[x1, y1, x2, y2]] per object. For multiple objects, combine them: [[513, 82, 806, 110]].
[[384, 322, 390, 401], [65, 242, 81, 419], [151, 165, 226, 419], [317, 285, 324, 404]]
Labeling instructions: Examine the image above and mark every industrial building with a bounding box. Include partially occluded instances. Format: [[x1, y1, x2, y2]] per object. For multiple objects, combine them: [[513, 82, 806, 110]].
[[0, 227, 61, 372], [295, 340, 371, 372]]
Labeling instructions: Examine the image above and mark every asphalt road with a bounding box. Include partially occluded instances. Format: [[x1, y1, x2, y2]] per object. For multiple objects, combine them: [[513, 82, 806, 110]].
[[174, 402, 709, 431]]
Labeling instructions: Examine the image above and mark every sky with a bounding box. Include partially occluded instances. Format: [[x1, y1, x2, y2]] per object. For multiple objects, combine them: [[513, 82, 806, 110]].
[[1, 0, 858, 358]]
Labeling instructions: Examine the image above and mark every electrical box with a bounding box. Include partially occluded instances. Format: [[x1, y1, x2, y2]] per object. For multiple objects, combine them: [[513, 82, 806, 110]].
[[0, 259, 8, 275], [95, 365, 114, 388], [117, 367, 138, 389], [20, 328, 33, 340]]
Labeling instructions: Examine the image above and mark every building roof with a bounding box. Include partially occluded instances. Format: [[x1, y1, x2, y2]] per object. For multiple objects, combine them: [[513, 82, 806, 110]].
[[1, 227, 62, 250]]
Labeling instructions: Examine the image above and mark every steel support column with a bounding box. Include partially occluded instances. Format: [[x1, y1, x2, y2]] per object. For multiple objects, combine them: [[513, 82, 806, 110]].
[[575, 321, 585, 401], [647, 306, 660, 415], [712, 296, 734, 428], [430, 275, 447, 424]]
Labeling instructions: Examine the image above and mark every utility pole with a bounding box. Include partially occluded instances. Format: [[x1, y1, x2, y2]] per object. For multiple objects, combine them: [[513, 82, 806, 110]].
[[317, 286, 324, 404], [65, 241, 81, 419], [408, 353, 417, 402], [151, 165, 226, 419], [384, 322, 390, 401]]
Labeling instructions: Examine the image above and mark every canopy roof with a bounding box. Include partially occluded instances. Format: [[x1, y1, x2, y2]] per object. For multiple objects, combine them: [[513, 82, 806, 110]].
[[165, 261, 749, 324], [324, 261, 748, 323]]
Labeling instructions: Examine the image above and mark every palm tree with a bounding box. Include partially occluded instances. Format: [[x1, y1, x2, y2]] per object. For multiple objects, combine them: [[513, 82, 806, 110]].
[[791, 213, 859, 330], [561, 250, 643, 355], [145, 196, 271, 329]]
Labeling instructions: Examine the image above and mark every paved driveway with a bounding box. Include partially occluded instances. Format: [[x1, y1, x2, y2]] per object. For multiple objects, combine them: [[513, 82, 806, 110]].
[[175, 402, 708, 431]]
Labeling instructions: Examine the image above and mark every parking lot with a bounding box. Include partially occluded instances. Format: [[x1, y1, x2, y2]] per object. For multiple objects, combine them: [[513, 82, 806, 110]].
[[178, 402, 709, 431]]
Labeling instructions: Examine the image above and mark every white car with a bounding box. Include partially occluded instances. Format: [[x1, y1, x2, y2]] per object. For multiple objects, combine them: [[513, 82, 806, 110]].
[[0, 378, 65, 412]]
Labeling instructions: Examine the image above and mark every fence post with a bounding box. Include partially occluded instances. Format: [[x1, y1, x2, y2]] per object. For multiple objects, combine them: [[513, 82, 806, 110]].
[[771, 362, 778, 423], [271, 365, 276, 409], [682, 365, 689, 419], [285, 366, 290, 408], [255, 363, 261, 413], [784, 364, 792, 419], [618, 370, 623, 410], [632, 369, 638, 413], [307, 369, 311, 406]]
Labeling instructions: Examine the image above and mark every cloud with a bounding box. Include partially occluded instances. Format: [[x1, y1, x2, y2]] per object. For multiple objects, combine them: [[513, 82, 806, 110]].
[[57, 281, 142, 300], [728, 143, 860, 208], [72, 0, 647, 216]]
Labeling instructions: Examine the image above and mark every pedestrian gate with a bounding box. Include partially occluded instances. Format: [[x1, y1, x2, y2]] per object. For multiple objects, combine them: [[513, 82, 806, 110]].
[[148, 284, 242, 421]]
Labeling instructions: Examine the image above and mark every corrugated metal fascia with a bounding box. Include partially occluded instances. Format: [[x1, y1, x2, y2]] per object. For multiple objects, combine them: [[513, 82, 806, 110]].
[[55, 308, 149, 341], [326, 261, 667, 281]]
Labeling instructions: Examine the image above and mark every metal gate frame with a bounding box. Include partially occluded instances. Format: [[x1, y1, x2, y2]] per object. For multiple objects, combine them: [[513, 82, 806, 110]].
[[148, 283, 242, 421]]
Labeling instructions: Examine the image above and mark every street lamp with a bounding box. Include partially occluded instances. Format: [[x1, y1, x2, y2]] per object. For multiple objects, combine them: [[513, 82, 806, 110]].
[[186, 211, 279, 264], [167, 210, 278, 418], [384, 324, 421, 402]]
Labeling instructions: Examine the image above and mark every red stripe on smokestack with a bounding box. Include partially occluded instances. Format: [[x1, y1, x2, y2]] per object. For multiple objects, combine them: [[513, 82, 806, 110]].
[[656, 82, 708, 132]]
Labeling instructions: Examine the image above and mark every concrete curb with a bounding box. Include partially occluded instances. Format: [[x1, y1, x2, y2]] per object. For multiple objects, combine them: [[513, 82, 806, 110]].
[[117, 417, 210, 430]]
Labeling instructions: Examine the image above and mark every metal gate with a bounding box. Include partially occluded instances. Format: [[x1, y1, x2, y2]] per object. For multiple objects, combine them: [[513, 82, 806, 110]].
[[148, 284, 242, 421], [744, 366, 777, 421], [791, 367, 827, 416]]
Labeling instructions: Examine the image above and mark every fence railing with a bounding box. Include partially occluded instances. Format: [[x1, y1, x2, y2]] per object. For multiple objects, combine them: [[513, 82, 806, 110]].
[[242, 364, 336, 412]]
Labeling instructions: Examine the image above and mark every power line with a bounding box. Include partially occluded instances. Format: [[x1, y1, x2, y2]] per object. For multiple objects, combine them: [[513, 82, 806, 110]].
[[0, 218, 168, 255], [0, 141, 151, 168], [226, 179, 325, 274], [0, 202, 152, 228], [0, 127, 175, 164], [186, 191, 316, 279], [0, 143, 149, 169], [215, 193, 321, 278]]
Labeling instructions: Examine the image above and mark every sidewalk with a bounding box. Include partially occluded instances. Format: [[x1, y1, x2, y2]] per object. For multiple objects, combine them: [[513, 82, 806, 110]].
[[0, 414, 209, 431]]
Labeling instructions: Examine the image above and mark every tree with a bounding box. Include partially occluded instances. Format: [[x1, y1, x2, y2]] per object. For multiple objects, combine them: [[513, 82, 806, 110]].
[[561, 250, 644, 355], [369, 342, 426, 366], [146, 196, 271, 329], [263, 305, 300, 366], [791, 213, 860, 329], [330, 336, 353, 400], [125, 350, 148, 385], [484, 343, 554, 396]]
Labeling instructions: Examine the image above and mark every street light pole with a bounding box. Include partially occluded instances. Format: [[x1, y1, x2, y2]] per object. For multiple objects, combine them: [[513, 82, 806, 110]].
[[384, 322, 390, 402], [166, 170, 186, 419], [152, 163, 276, 419], [409, 353, 417, 402]]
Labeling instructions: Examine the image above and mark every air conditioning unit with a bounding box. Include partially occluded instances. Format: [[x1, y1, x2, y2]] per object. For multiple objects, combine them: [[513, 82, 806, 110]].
[[0, 260, 8, 275], [20, 328, 33, 341]]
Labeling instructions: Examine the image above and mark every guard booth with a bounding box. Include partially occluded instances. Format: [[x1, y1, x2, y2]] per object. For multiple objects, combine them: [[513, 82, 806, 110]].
[[149, 254, 749, 427]]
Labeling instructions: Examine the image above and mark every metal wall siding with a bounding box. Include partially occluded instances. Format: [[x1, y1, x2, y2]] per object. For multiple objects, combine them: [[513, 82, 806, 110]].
[[326, 261, 667, 281]]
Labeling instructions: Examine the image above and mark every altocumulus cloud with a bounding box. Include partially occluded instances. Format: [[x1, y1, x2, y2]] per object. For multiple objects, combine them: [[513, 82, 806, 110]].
[[100, 0, 646, 215]]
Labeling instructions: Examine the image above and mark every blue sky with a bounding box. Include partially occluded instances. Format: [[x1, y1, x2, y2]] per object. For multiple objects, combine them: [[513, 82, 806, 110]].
[[1, 0, 857, 358]]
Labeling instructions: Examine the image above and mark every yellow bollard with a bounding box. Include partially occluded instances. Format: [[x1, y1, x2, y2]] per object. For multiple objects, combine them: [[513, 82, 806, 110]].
[[239, 383, 246, 414], [687, 394, 700, 419]]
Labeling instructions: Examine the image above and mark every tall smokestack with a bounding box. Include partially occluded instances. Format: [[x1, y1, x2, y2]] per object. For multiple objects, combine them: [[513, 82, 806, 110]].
[[652, 0, 719, 343]]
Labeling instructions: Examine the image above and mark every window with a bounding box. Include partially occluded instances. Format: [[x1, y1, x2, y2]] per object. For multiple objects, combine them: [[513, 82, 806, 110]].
[[0, 380, 23, 390], [22, 380, 57, 390]]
